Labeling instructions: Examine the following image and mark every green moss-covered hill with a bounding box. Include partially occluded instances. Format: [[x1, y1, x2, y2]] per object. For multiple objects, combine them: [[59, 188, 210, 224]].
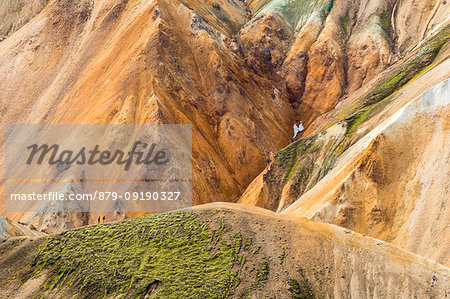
[[0, 207, 313, 298], [1, 204, 448, 298]]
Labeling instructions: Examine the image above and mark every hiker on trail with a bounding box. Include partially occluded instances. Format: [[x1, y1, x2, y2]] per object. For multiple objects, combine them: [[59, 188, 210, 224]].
[[103, 216, 106, 224], [97, 216, 100, 224]]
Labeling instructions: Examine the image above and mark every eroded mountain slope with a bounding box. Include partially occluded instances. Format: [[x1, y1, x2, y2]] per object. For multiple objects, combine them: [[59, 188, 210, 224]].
[[239, 27, 450, 212], [0, 0, 292, 223], [237, 0, 449, 125], [240, 40, 450, 265], [284, 76, 450, 266], [0, 0, 449, 233]]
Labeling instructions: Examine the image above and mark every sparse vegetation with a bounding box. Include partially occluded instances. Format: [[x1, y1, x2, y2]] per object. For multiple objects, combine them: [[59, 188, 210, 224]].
[[379, 10, 391, 36], [365, 25, 450, 107], [287, 267, 314, 299], [0, 238, 24, 256], [233, 232, 243, 255], [342, 26, 450, 139], [274, 135, 319, 183], [0, 211, 320, 298], [254, 261, 269, 286], [342, 12, 349, 31]]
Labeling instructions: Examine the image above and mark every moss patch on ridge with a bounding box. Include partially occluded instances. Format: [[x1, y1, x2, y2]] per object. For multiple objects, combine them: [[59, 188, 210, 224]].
[[287, 267, 314, 299], [365, 25, 450, 107], [29, 211, 250, 298], [275, 135, 319, 182]]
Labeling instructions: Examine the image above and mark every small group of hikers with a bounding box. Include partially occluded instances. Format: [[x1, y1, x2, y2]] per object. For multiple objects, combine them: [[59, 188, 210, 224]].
[[97, 216, 106, 224]]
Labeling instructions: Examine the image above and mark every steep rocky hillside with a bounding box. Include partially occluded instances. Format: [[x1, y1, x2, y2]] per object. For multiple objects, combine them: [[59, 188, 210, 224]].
[[1, 0, 448, 232], [284, 76, 450, 266], [0, 0, 292, 217], [0, 204, 448, 298], [240, 25, 450, 213], [239, 29, 450, 265]]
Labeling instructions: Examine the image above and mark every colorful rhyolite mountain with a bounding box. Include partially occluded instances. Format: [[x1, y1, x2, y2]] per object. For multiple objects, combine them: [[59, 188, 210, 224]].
[[0, 0, 449, 297]]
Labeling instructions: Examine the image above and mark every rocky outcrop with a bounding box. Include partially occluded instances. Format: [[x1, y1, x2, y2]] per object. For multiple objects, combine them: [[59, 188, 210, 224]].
[[238, 13, 293, 76], [281, 13, 324, 117], [393, 0, 449, 55], [0, 216, 44, 238], [300, 20, 347, 123], [346, 1, 393, 92]]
